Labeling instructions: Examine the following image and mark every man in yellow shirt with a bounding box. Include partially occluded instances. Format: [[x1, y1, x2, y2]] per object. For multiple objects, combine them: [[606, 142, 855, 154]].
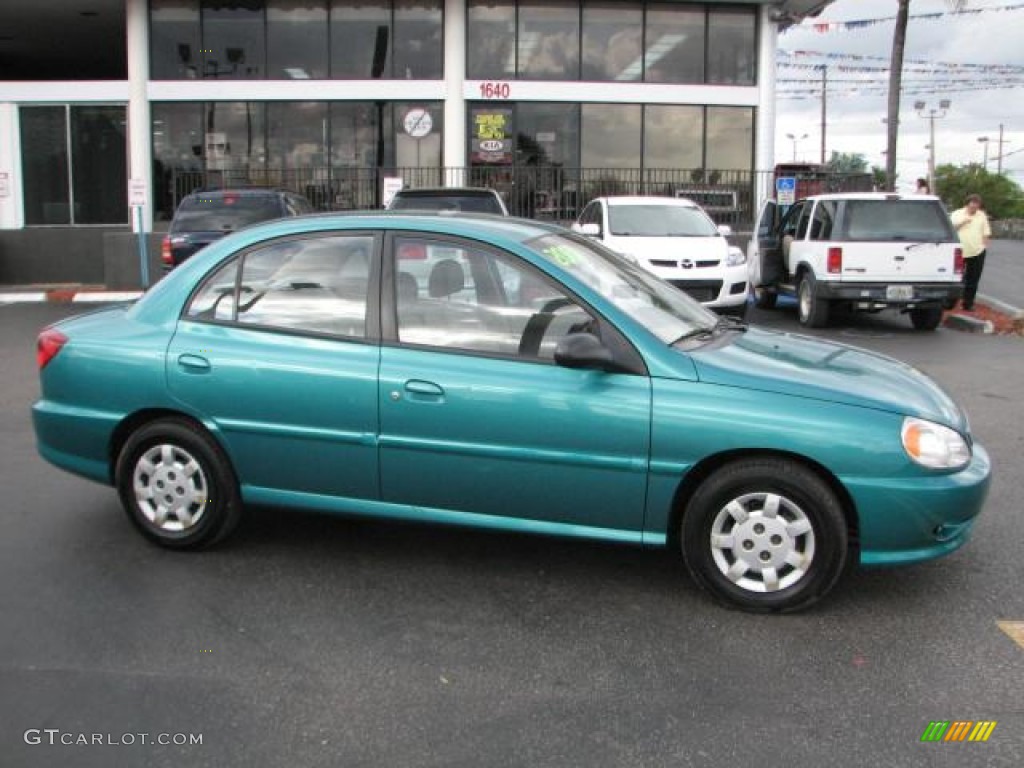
[[950, 193, 992, 311]]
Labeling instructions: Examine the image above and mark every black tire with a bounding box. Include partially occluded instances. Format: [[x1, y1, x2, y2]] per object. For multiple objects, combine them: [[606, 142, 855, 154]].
[[115, 418, 242, 549], [910, 306, 943, 331], [797, 272, 829, 328], [753, 286, 777, 309], [681, 458, 850, 613]]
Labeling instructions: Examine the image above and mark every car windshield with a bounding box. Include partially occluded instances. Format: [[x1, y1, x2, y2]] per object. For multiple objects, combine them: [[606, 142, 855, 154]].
[[171, 194, 283, 232], [526, 233, 719, 344], [607, 204, 719, 237], [841, 200, 956, 241], [390, 193, 504, 214]]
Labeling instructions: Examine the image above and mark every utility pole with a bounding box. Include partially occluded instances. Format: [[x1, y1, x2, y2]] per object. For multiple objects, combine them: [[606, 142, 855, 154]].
[[915, 100, 950, 195], [885, 0, 910, 191], [820, 65, 828, 164], [997, 123, 1005, 174]]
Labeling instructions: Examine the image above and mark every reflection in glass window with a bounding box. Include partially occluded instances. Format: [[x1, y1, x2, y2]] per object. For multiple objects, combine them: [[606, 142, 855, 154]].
[[236, 236, 374, 337], [186, 258, 239, 321], [395, 237, 587, 359], [202, 102, 267, 182], [71, 107, 128, 224], [518, 1, 580, 80], [644, 3, 704, 84], [267, 102, 328, 180], [394, 0, 443, 79], [708, 7, 756, 86], [201, 0, 265, 80], [330, 1, 390, 78], [644, 105, 703, 170], [268, 0, 328, 79], [151, 0, 201, 79], [581, 1, 642, 82], [20, 107, 70, 225], [706, 107, 753, 170], [467, 0, 515, 79], [393, 103, 443, 179], [153, 103, 205, 222], [581, 104, 641, 170]]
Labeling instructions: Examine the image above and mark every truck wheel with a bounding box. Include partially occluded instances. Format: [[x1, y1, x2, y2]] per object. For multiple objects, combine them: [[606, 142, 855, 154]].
[[797, 273, 830, 328], [754, 287, 777, 309], [910, 306, 943, 331]]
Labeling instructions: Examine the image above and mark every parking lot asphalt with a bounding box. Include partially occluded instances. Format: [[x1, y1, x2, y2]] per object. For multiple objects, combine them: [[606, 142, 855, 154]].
[[1, 301, 1022, 768], [978, 239, 1024, 316]]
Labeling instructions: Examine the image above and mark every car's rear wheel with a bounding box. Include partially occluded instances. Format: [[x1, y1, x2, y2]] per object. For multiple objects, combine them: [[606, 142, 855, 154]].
[[797, 273, 829, 328], [115, 418, 241, 549], [910, 306, 943, 331], [681, 458, 849, 612]]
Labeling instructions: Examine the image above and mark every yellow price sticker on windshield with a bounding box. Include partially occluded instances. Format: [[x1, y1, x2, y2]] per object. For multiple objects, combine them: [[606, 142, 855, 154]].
[[543, 245, 580, 267]]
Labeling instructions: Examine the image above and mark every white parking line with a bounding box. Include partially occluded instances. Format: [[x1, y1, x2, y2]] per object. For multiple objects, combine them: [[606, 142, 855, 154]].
[[0, 292, 47, 303]]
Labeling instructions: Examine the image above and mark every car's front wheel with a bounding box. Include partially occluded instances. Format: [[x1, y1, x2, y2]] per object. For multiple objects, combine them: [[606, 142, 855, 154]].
[[115, 418, 242, 549], [681, 458, 850, 612]]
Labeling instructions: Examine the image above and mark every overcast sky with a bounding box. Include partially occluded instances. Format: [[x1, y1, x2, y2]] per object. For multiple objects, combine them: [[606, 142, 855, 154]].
[[776, 0, 1024, 189]]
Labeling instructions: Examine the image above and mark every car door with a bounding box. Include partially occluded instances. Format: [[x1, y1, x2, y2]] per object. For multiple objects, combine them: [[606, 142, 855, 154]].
[[166, 232, 382, 500], [752, 198, 783, 285], [378, 232, 652, 536]]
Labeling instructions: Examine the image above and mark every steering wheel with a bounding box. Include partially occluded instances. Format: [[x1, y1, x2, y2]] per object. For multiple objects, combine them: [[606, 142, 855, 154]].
[[518, 297, 583, 358]]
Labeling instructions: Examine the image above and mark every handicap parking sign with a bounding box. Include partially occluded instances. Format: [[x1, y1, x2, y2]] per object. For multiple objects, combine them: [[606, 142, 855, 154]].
[[776, 177, 796, 206]]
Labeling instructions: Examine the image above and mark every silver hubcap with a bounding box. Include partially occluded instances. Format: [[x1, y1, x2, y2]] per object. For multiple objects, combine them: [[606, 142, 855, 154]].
[[798, 281, 811, 321], [133, 444, 208, 533], [709, 492, 815, 593]]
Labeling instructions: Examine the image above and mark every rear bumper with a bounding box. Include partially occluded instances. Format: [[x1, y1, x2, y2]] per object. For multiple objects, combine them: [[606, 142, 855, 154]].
[[815, 280, 962, 306]]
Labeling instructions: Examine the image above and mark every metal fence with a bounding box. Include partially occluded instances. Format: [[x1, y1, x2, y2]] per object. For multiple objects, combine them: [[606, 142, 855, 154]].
[[162, 166, 874, 233]]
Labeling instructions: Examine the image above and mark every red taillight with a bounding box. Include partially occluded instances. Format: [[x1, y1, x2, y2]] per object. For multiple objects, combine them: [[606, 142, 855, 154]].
[[954, 247, 964, 275], [161, 236, 173, 266], [37, 329, 68, 370], [827, 246, 843, 274]]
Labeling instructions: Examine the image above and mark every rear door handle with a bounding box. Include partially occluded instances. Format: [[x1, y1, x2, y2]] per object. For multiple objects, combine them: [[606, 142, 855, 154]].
[[399, 379, 445, 403], [177, 353, 211, 373]]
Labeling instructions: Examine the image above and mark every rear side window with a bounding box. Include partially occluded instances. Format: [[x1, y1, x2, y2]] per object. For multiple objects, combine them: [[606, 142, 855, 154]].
[[809, 200, 836, 241], [840, 201, 955, 242], [171, 194, 284, 232]]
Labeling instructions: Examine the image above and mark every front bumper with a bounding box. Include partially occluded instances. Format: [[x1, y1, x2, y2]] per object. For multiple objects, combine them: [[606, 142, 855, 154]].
[[647, 262, 749, 308], [847, 443, 991, 567]]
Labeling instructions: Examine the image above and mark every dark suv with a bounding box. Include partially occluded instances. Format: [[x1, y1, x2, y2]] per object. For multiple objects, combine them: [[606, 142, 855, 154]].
[[387, 187, 509, 216], [162, 188, 314, 271]]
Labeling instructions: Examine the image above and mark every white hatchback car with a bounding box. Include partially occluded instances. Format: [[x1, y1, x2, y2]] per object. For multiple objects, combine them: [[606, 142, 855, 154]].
[[573, 196, 748, 315]]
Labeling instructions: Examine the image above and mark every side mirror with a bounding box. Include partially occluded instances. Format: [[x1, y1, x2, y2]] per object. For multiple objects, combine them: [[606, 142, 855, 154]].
[[717, 224, 733, 237], [554, 333, 616, 371], [573, 222, 600, 237]]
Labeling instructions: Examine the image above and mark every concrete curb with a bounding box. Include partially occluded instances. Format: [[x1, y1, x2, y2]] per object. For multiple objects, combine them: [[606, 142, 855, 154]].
[[977, 293, 1024, 320], [943, 312, 994, 334], [0, 289, 143, 304]]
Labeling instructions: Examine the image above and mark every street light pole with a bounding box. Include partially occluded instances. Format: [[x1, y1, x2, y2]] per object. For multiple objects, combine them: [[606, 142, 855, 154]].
[[786, 132, 808, 162], [915, 99, 950, 195], [977, 136, 990, 170]]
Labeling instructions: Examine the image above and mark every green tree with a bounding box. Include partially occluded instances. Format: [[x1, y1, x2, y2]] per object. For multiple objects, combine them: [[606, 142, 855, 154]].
[[826, 151, 869, 174], [934, 164, 1024, 219], [870, 165, 890, 190]]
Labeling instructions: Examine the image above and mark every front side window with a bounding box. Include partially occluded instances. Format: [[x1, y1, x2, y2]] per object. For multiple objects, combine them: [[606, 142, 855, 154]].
[[186, 235, 374, 338], [394, 237, 593, 359]]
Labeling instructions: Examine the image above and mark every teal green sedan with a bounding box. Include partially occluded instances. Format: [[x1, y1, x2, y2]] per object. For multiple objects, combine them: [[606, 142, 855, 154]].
[[33, 213, 991, 612]]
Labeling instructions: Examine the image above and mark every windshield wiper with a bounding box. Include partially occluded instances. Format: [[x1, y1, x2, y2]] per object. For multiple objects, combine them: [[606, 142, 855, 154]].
[[715, 314, 748, 331], [671, 325, 717, 344], [904, 241, 943, 251]]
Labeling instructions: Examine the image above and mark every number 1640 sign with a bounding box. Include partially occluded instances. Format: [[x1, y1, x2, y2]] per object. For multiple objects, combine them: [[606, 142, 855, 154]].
[[479, 82, 511, 99]]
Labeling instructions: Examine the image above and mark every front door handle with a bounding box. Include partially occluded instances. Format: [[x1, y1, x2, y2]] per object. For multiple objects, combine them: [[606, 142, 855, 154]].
[[404, 379, 444, 397], [177, 353, 211, 373]]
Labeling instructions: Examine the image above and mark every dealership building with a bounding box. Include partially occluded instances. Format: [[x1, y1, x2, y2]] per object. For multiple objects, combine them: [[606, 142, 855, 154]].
[[0, 0, 831, 285]]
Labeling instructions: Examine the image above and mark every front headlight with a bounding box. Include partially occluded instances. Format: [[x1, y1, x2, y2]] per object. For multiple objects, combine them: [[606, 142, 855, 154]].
[[725, 246, 746, 267], [901, 417, 971, 470]]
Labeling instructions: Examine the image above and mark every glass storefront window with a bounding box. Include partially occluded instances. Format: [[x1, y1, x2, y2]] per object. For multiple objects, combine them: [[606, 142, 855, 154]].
[[706, 106, 753, 170], [201, 0, 266, 79], [644, 3, 704, 84], [268, 0, 329, 79], [708, 7, 756, 85], [20, 108, 71, 225], [581, 103, 641, 170], [467, 0, 515, 80], [581, 1, 642, 82], [644, 104, 703, 170], [71, 107, 128, 224], [267, 102, 329, 198], [330, 1, 391, 78], [394, 0, 443, 79], [153, 103, 205, 221], [518, 1, 580, 81], [151, 0, 201, 79]]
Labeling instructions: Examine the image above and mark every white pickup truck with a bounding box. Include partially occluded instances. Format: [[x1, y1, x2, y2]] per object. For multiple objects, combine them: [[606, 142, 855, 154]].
[[747, 193, 964, 330]]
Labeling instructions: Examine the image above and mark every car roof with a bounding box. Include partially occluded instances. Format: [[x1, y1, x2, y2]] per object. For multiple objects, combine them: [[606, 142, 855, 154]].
[[392, 187, 500, 197], [597, 196, 699, 208], [183, 187, 292, 198], [800, 192, 941, 202]]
